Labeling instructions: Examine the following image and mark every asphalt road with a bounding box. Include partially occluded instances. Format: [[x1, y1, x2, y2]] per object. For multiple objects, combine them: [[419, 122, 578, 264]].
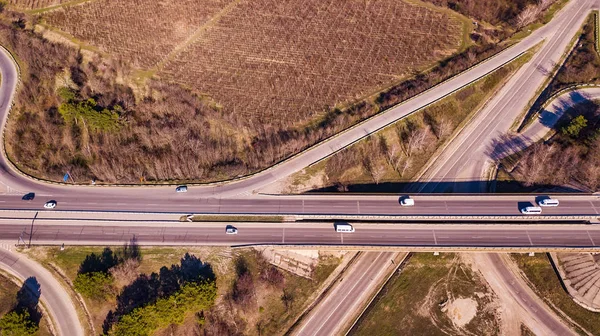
[[480, 253, 576, 336], [0, 248, 83, 336], [294, 252, 399, 336], [418, 0, 598, 193], [2, 194, 600, 217], [1, 222, 599, 248]]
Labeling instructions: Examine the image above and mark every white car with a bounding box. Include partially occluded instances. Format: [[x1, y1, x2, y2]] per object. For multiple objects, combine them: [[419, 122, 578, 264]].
[[401, 197, 414, 206], [521, 206, 542, 215], [538, 198, 559, 207], [44, 201, 57, 209], [226, 226, 238, 235], [175, 185, 188, 193]]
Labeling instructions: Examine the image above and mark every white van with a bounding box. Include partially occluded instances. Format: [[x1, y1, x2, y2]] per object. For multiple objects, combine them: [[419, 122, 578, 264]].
[[521, 206, 542, 215], [538, 198, 559, 207], [336, 223, 355, 233]]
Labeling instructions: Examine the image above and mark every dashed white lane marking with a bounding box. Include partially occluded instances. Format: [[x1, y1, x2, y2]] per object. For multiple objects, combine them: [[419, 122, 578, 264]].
[[587, 231, 596, 246], [432, 230, 438, 245], [590, 201, 599, 214], [526, 231, 533, 246]]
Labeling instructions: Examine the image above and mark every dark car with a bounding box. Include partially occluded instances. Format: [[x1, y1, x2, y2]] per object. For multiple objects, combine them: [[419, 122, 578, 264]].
[[22, 193, 35, 201]]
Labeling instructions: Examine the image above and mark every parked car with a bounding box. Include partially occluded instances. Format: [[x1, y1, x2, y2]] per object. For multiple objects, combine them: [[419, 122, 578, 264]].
[[521, 206, 542, 215], [538, 198, 559, 207], [44, 200, 57, 209], [226, 226, 238, 235], [400, 196, 414, 206], [176, 185, 188, 193]]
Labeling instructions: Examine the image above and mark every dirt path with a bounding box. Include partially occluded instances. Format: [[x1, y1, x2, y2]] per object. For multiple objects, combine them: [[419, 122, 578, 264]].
[[466, 253, 576, 336]]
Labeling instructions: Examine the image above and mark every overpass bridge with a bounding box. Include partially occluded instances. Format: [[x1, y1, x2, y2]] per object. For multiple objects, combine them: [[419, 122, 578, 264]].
[[1, 209, 599, 251]]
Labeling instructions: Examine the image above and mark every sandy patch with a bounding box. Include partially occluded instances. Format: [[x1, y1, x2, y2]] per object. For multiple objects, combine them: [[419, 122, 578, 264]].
[[444, 297, 478, 327]]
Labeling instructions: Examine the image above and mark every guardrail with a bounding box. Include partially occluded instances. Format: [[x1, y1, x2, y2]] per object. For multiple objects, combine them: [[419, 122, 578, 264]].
[[246, 244, 600, 253], [295, 214, 597, 221]]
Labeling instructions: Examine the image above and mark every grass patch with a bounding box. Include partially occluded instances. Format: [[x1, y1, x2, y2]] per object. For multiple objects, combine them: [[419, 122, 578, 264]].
[[511, 253, 600, 335], [350, 253, 498, 336], [0, 273, 19, 316], [180, 215, 286, 222]]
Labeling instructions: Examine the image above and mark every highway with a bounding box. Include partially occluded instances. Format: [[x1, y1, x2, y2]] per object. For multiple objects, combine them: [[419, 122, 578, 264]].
[[0, 221, 599, 249], [1, 194, 600, 217]]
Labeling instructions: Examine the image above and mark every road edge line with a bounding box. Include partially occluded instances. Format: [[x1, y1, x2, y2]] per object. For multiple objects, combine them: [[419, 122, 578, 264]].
[[343, 252, 409, 335]]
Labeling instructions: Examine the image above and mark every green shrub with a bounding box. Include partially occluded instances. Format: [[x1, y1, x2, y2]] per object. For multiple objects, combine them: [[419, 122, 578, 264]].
[[561, 115, 588, 138], [74, 271, 114, 299], [110, 281, 217, 336], [58, 98, 121, 132], [0, 310, 38, 336]]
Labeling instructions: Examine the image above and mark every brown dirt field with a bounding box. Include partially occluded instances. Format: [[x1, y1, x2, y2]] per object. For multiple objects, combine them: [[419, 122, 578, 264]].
[[44, 0, 236, 69], [162, 0, 463, 126], [8, 0, 72, 10], [43, 0, 464, 127]]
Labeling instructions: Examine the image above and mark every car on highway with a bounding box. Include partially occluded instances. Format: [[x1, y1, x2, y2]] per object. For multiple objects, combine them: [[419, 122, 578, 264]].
[[521, 206, 542, 215], [175, 185, 188, 193], [22, 193, 35, 201], [44, 200, 57, 209], [335, 223, 355, 233], [400, 196, 414, 206], [538, 198, 559, 207], [226, 226, 238, 234]]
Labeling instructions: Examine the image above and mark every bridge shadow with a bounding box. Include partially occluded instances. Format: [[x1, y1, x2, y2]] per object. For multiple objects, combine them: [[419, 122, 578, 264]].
[[307, 180, 584, 194]]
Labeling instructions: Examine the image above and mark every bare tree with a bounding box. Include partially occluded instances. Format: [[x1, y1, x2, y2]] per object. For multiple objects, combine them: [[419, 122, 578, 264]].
[[435, 117, 453, 139]]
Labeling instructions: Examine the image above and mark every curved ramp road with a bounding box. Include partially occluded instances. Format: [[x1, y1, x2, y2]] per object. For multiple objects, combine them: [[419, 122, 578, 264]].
[[0, 248, 84, 336], [474, 253, 576, 336], [0, 0, 594, 200], [418, 0, 598, 193], [488, 87, 600, 160]]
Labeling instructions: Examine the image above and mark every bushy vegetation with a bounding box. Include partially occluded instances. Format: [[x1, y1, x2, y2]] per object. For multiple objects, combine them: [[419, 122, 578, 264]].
[[426, 0, 555, 27], [0, 310, 38, 336], [109, 281, 217, 336], [0, 277, 42, 336], [104, 253, 216, 335], [58, 95, 122, 132], [200, 250, 339, 336], [73, 247, 121, 299], [74, 271, 114, 299]]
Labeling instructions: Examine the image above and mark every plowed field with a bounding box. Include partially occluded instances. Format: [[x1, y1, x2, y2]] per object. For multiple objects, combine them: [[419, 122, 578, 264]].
[[43, 0, 465, 127]]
